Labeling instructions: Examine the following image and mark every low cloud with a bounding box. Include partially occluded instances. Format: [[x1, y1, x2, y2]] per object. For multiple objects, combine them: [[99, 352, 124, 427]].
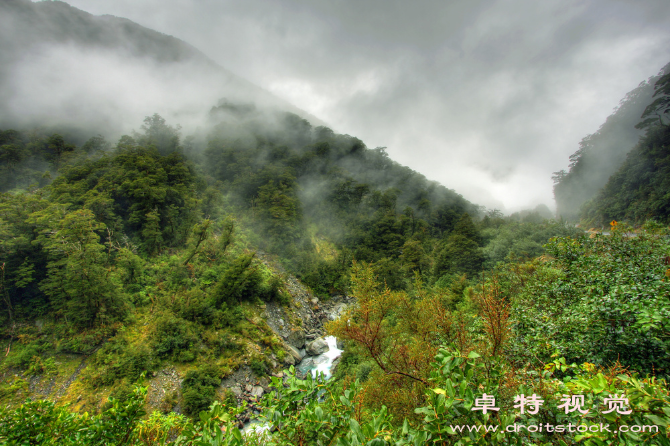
[[17, 0, 670, 210]]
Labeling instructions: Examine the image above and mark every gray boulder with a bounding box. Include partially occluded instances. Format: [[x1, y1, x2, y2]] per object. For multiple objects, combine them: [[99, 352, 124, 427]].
[[286, 329, 306, 349], [306, 338, 329, 356], [251, 386, 264, 398], [286, 345, 302, 363], [328, 303, 348, 321], [282, 351, 295, 366]]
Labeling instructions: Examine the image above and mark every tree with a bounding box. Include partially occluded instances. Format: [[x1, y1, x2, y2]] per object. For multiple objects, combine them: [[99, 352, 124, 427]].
[[39, 209, 127, 327], [142, 209, 164, 255], [452, 212, 481, 244], [44, 134, 75, 167], [637, 70, 670, 129], [433, 212, 484, 279], [137, 113, 182, 155], [433, 233, 484, 279], [328, 262, 453, 421]]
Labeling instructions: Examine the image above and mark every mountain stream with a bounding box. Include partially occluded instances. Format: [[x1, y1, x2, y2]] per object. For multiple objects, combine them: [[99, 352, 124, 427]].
[[244, 335, 343, 435]]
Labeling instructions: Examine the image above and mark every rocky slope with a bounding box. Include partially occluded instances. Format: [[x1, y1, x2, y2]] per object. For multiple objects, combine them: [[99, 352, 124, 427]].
[[2, 254, 353, 427]]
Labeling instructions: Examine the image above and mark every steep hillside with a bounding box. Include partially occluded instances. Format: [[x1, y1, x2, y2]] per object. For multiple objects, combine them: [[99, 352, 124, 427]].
[[0, 2, 596, 442], [0, 0, 323, 139], [580, 71, 670, 225], [553, 62, 670, 220]]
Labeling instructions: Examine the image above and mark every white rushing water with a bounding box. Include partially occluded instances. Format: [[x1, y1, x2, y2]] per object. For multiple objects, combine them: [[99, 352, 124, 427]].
[[243, 336, 342, 435], [306, 335, 343, 379]]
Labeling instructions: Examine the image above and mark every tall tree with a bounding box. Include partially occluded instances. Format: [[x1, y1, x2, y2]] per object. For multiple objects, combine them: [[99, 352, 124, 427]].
[[39, 209, 127, 327]]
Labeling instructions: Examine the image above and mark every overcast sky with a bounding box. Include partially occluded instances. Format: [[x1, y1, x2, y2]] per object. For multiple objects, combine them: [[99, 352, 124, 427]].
[[64, 0, 670, 212]]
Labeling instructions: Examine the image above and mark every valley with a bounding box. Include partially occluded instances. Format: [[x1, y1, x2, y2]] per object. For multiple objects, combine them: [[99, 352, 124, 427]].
[[1, 1, 670, 445]]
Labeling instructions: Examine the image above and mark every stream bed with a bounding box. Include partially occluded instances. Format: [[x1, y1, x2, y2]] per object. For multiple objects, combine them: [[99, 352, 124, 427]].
[[244, 335, 342, 435], [296, 336, 343, 379]]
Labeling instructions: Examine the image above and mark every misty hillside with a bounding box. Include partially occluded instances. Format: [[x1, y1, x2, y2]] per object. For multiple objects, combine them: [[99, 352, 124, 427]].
[[0, 0, 214, 64], [0, 0, 323, 139], [580, 71, 670, 225], [5, 2, 670, 445], [553, 62, 670, 221]]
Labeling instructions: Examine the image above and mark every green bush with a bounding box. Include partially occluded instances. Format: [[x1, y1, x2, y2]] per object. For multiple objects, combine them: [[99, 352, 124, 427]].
[[211, 304, 245, 329], [0, 385, 147, 445], [354, 362, 373, 383], [181, 365, 221, 417], [174, 288, 215, 325], [509, 225, 670, 375], [86, 338, 156, 387], [4, 343, 41, 369], [152, 314, 200, 362], [24, 356, 57, 377], [250, 358, 268, 376]]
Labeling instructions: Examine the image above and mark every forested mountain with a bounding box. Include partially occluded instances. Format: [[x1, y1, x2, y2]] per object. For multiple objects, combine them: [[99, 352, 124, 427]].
[[0, 0, 323, 139], [581, 72, 670, 225], [553, 62, 670, 221], [5, 2, 670, 445]]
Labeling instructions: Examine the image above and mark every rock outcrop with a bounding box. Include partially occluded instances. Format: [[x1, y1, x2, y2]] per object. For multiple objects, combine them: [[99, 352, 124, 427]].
[[306, 338, 329, 356]]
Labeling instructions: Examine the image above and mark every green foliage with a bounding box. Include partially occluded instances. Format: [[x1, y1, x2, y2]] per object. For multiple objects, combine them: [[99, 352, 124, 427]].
[[212, 303, 245, 329], [582, 124, 670, 225], [152, 314, 200, 362], [255, 176, 303, 248], [480, 219, 582, 268], [173, 288, 215, 325], [433, 213, 487, 280], [85, 337, 156, 387], [48, 132, 200, 252], [212, 253, 257, 306], [136, 113, 182, 156], [553, 73, 662, 221], [637, 69, 670, 130], [53, 324, 120, 355], [174, 401, 245, 445], [250, 358, 269, 376], [37, 208, 129, 327], [5, 355, 670, 445], [0, 129, 54, 192], [4, 91, 670, 445], [0, 384, 147, 445], [212, 253, 285, 307], [256, 368, 394, 445], [202, 109, 478, 291], [181, 365, 222, 417], [2, 341, 44, 370], [434, 233, 484, 280], [508, 225, 670, 375], [296, 250, 350, 297], [23, 355, 57, 377]]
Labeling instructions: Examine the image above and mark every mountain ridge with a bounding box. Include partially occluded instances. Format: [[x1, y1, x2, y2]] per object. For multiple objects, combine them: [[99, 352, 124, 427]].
[[0, 0, 326, 137], [553, 61, 670, 220]]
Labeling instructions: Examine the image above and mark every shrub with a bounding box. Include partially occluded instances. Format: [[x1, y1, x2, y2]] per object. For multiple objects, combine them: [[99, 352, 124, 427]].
[[211, 304, 244, 329], [250, 358, 268, 376], [181, 365, 221, 417], [152, 314, 200, 362], [86, 338, 156, 387]]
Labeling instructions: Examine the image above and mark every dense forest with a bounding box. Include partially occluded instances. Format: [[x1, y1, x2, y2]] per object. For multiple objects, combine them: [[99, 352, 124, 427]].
[[0, 107, 588, 443], [2, 1, 670, 445], [2, 105, 669, 445]]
